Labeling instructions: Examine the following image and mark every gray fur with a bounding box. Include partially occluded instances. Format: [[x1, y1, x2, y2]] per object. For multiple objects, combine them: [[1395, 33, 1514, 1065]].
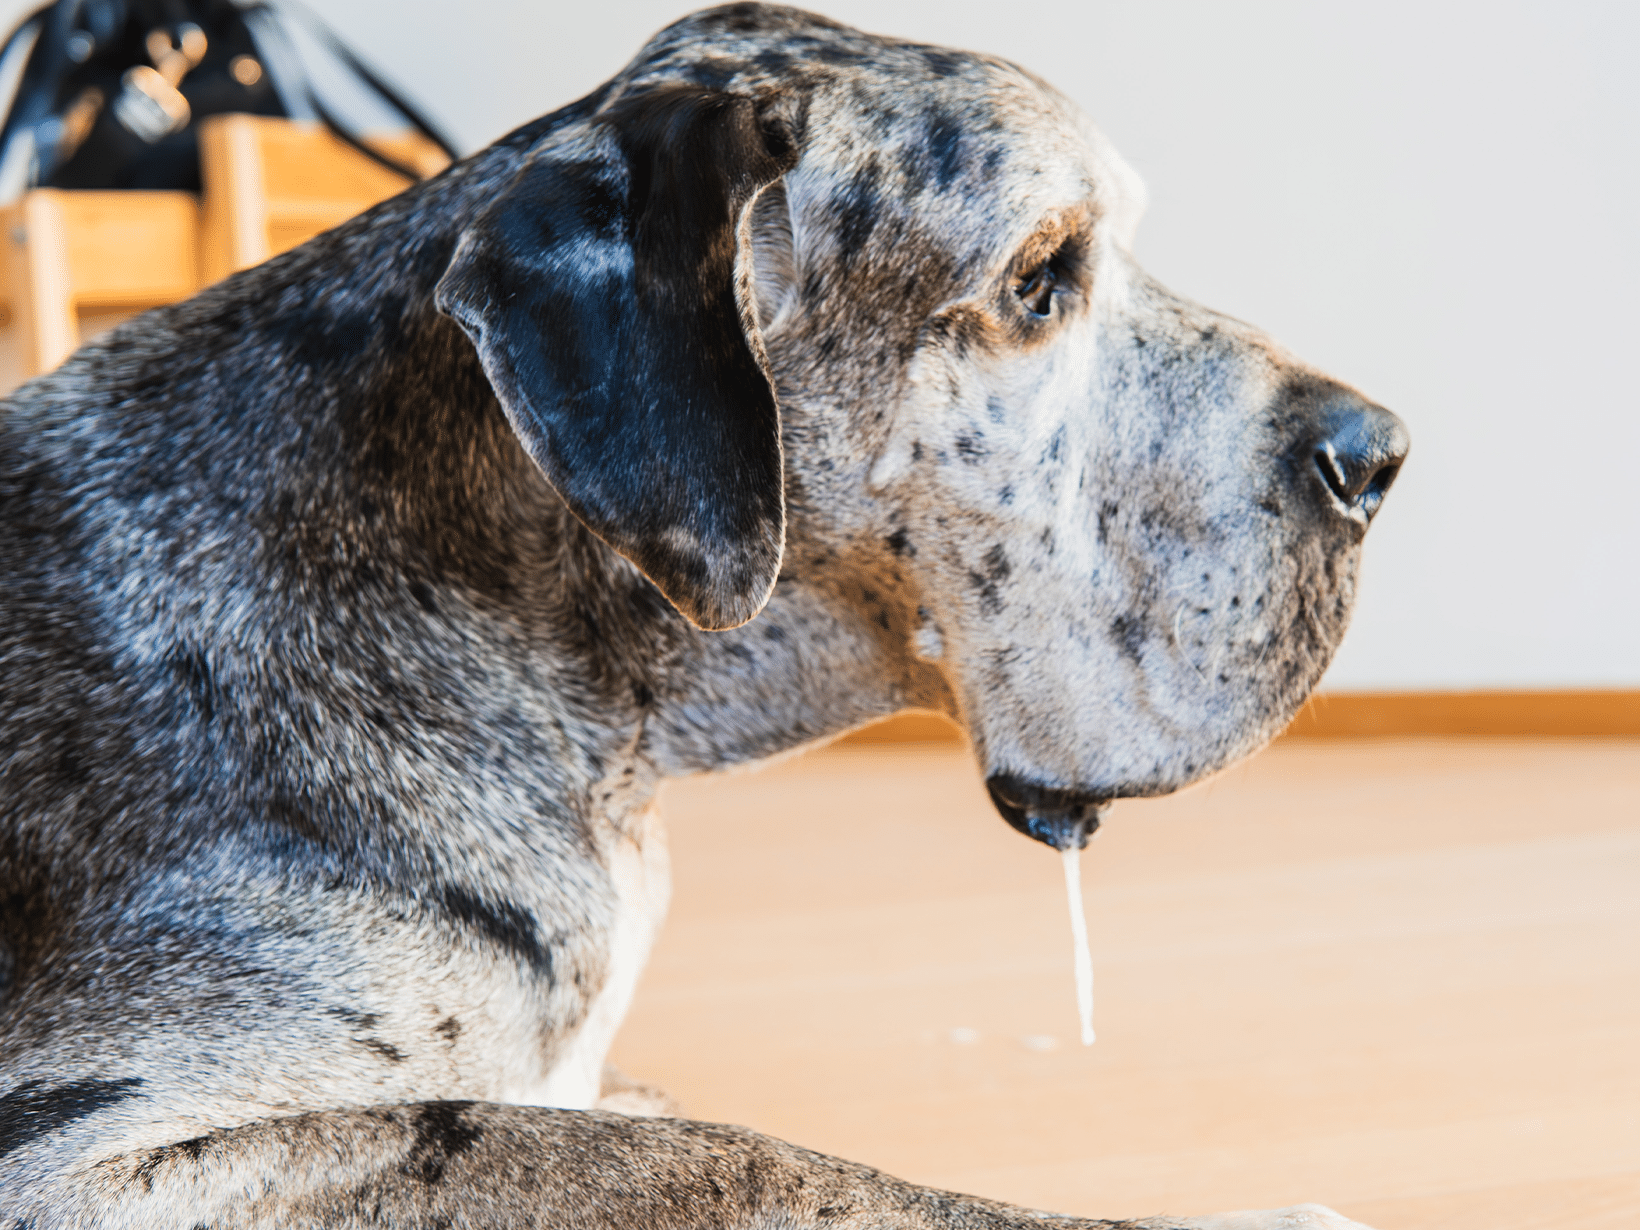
[[0, 5, 1400, 1227]]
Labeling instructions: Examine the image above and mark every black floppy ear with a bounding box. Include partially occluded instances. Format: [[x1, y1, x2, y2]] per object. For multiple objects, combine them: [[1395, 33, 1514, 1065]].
[[435, 87, 800, 630]]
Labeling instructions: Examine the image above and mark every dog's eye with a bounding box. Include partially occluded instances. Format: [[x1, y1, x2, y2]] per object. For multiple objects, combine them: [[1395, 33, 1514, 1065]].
[[1017, 263, 1057, 317]]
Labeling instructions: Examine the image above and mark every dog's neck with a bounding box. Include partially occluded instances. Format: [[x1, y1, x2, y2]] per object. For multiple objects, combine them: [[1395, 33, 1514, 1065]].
[[168, 171, 949, 836], [367, 330, 950, 789]]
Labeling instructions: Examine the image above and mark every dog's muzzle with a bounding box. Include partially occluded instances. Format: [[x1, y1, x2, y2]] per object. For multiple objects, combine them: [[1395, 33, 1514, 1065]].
[[985, 775, 1107, 850]]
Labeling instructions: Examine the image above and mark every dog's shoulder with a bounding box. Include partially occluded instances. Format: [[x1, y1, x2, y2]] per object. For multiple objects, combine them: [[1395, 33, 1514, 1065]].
[[0, 123, 639, 887]]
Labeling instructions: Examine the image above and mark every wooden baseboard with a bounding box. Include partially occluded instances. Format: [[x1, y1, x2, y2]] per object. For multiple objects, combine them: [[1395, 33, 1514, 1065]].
[[837, 712, 963, 744], [1280, 689, 1640, 737], [837, 690, 1640, 746]]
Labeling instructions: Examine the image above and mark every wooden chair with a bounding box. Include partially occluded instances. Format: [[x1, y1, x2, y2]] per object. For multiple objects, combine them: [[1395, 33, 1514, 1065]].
[[197, 114, 447, 285], [0, 188, 200, 383], [0, 116, 449, 390]]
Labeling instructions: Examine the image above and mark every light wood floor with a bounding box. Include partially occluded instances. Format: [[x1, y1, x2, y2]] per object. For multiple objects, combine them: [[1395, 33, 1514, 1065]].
[[609, 737, 1640, 1229]]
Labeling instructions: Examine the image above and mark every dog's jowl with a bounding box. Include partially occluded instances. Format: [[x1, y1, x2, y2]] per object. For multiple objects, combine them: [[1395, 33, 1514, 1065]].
[[0, 5, 1406, 1226]]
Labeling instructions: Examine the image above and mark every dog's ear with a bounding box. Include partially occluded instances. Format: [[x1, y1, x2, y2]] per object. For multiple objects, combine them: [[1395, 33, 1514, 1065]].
[[436, 87, 800, 630]]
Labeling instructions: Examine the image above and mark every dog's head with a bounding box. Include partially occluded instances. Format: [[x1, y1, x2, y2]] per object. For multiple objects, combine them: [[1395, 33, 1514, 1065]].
[[436, 4, 1408, 847]]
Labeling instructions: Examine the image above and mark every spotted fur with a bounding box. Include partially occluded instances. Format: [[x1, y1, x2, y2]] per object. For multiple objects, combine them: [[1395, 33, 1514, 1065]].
[[0, 5, 1400, 1227]]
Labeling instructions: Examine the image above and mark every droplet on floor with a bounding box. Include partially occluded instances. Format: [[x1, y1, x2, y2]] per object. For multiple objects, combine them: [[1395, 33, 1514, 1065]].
[[1020, 1034, 1060, 1052], [948, 1026, 981, 1045]]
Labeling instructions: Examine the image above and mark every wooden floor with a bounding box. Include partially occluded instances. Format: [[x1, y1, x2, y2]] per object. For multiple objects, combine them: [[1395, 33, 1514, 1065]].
[[609, 737, 1640, 1229]]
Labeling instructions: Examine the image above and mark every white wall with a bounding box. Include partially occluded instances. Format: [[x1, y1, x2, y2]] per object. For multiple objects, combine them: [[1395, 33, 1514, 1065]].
[[6, 1, 1636, 689]]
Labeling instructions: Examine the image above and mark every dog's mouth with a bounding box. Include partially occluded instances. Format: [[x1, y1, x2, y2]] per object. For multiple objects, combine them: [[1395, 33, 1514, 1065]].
[[984, 775, 1108, 850]]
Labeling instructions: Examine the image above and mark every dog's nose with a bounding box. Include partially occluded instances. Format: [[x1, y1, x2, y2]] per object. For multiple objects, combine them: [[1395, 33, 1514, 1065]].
[[1311, 396, 1409, 521]]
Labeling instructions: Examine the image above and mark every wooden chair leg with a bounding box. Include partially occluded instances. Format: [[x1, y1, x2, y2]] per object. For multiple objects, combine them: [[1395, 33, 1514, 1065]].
[[3, 191, 78, 380], [199, 114, 271, 286]]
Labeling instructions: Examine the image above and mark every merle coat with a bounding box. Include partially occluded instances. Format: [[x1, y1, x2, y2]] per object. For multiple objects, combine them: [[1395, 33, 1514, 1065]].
[[0, 5, 1404, 1226]]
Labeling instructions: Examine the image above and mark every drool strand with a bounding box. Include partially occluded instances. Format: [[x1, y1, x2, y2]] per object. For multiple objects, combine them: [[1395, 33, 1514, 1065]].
[[1061, 845, 1095, 1045]]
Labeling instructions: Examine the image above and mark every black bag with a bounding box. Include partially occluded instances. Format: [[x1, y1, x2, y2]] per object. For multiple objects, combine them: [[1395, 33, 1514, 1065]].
[[0, 0, 458, 194]]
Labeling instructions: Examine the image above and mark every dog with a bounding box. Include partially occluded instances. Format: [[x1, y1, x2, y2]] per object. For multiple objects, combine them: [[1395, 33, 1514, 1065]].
[[0, 4, 1408, 1225]]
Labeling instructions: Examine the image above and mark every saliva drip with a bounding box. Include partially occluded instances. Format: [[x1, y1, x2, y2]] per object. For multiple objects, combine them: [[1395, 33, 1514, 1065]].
[[1061, 845, 1096, 1045]]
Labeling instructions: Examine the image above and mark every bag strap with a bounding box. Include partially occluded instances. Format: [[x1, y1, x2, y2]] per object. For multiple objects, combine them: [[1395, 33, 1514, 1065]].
[[0, 1, 83, 181], [240, 1, 459, 182], [0, 0, 462, 192]]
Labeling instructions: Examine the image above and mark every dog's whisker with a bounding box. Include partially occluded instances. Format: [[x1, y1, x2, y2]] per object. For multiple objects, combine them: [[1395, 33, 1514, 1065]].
[[1174, 601, 1211, 684]]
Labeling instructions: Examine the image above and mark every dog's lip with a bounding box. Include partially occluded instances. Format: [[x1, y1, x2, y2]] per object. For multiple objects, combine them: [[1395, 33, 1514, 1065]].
[[984, 774, 1108, 850]]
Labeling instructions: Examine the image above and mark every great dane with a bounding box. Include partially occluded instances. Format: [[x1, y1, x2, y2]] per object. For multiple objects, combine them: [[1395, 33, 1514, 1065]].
[[0, 4, 1408, 1225]]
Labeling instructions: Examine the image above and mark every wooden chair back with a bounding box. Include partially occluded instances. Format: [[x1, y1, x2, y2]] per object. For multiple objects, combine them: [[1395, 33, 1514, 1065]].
[[0, 189, 199, 382], [0, 116, 449, 390], [198, 114, 447, 284]]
